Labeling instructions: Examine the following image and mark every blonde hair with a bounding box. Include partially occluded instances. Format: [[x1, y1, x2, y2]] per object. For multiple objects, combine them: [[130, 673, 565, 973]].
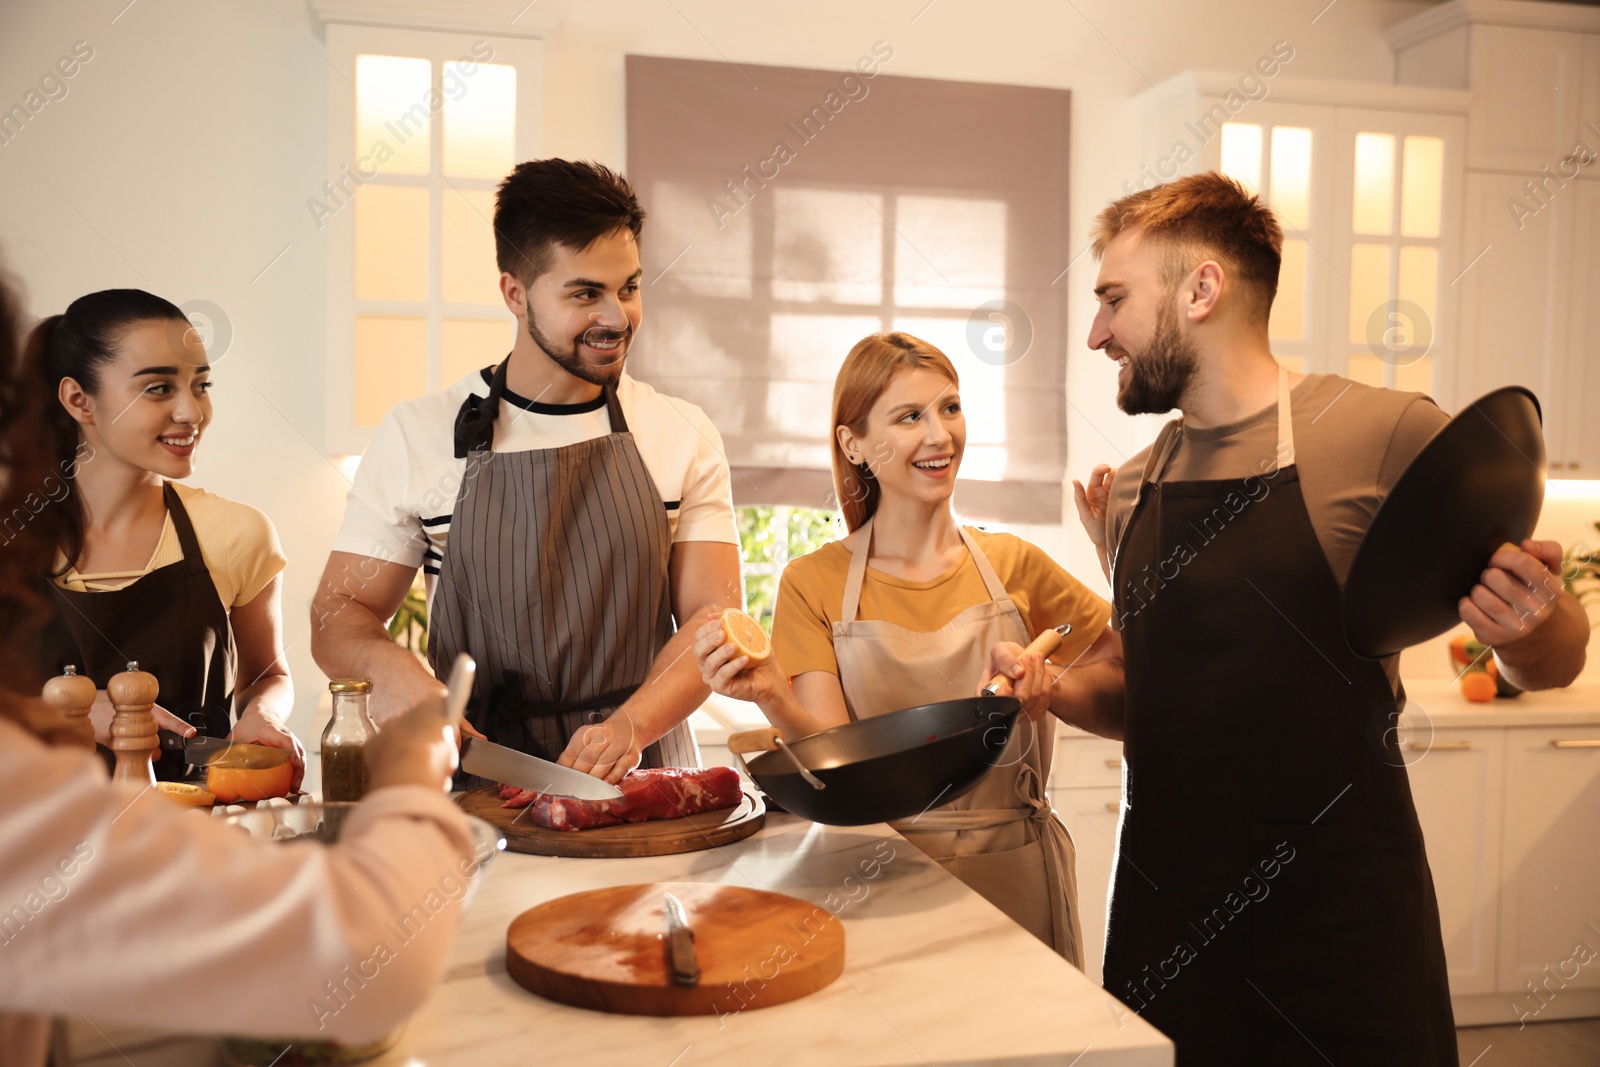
[[1090, 171, 1284, 324], [830, 333, 959, 532]]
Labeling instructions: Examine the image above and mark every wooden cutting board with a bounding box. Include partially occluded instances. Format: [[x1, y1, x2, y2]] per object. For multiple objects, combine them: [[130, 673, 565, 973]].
[[456, 783, 765, 858], [507, 881, 845, 1016]]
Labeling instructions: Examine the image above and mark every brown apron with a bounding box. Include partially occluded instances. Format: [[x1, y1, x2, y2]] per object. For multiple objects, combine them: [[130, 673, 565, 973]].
[[430, 360, 698, 780], [831, 520, 1081, 964]]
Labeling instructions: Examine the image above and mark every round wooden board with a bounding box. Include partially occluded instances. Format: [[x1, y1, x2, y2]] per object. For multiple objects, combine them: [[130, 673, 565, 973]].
[[507, 881, 845, 1016], [456, 783, 765, 858]]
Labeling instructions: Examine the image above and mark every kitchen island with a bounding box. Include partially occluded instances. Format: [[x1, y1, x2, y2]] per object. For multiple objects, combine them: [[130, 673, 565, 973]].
[[67, 811, 1173, 1066]]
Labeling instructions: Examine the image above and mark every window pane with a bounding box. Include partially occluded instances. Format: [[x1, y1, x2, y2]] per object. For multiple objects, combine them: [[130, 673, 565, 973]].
[[648, 180, 753, 299], [1352, 132, 1395, 236], [443, 62, 516, 179], [442, 318, 512, 386], [1220, 123, 1263, 193], [356, 55, 431, 176], [1270, 238, 1308, 341], [772, 187, 884, 305], [893, 315, 1006, 480], [1269, 127, 1312, 231], [442, 189, 500, 305], [767, 312, 882, 465], [1348, 243, 1391, 346], [355, 185, 429, 302], [892, 196, 1006, 309], [1397, 245, 1439, 341], [1401, 135, 1444, 238], [1347, 353, 1386, 388], [354, 316, 427, 426], [1395, 354, 1433, 394]]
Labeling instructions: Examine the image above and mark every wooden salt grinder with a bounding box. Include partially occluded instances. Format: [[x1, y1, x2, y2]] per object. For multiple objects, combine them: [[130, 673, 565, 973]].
[[107, 661, 160, 788], [41, 664, 97, 748]]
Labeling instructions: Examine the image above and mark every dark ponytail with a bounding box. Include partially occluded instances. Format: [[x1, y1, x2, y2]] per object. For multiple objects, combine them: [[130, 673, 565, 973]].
[[23, 288, 189, 572], [0, 267, 65, 682]]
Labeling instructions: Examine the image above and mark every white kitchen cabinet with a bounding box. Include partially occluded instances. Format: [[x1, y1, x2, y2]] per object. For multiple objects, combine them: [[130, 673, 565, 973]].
[[1465, 26, 1586, 173], [1497, 726, 1600, 997], [1051, 732, 1123, 984], [1561, 181, 1600, 475], [1388, 2, 1600, 173], [1453, 169, 1571, 458], [1403, 728, 1506, 997], [1387, 0, 1600, 472]]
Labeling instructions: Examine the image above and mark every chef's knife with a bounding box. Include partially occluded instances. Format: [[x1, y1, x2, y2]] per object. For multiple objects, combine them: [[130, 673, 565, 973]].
[[662, 892, 701, 987], [177, 735, 291, 769], [981, 623, 1072, 697], [459, 736, 624, 801]]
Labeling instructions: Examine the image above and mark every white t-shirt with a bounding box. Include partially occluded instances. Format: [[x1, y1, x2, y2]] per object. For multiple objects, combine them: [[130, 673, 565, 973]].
[[332, 368, 738, 597]]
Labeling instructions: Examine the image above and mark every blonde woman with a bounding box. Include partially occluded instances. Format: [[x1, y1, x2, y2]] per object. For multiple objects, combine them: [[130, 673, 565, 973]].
[[695, 332, 1116, 962]]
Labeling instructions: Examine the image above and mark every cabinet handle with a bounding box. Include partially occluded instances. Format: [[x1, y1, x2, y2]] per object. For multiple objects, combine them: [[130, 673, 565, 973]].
[[1409, 741, 1472, 752], [1105, 801, 1121, 813], [1551, 739, 1600, 749], [1104, 758, 1123, 769]]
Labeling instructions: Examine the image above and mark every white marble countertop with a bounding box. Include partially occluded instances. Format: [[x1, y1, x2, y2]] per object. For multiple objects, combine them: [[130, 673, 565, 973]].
[[1400, 678, 1600, 728], [69, 813, 1172, 1066]]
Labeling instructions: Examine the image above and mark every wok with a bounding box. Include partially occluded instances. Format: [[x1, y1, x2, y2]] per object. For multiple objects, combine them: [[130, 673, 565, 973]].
[[1342, 386, 1545, 659], [728, 696, 1022, 826]]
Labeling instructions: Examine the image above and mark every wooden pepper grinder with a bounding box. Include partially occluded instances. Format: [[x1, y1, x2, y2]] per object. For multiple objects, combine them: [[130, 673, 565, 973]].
[[107, 661, 160, 788], [42, 664, 97, 749]]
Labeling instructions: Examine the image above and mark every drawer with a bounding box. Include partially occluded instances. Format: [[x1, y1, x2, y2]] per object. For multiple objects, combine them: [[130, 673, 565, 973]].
[[1052, 736, 1124, 790]]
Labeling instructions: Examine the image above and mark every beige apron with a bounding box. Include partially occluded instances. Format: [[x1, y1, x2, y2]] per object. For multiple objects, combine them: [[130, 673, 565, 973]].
[[831, 519, 1082, 964]]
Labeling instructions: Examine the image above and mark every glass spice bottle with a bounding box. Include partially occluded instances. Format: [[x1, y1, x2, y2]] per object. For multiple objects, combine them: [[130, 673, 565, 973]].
[[321, 679, 375, 802]]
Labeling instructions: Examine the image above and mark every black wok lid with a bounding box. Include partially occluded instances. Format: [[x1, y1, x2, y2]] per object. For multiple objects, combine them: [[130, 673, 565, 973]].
[[1342, 386, 1544, 659]]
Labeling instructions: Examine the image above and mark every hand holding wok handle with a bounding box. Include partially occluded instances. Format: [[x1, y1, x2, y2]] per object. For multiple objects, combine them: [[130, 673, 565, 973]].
[[981, 623, 1071, 697]]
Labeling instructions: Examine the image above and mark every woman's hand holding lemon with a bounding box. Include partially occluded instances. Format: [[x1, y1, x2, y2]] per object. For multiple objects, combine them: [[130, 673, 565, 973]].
[[694, 609, 785, 705]]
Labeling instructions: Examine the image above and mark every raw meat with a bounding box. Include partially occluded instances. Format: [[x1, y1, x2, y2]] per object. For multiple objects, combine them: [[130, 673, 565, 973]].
[[497, 766, 743, 831]]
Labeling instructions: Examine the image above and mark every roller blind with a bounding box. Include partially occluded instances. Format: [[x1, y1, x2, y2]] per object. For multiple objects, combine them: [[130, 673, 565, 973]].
[[625, 55, 1071, 523]]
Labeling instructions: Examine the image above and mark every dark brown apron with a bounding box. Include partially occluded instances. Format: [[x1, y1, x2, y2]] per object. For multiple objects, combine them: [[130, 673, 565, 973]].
[[1105, 370, 1456, 1065], [430, 359, 698, 782], [22, 482, 237, 782]]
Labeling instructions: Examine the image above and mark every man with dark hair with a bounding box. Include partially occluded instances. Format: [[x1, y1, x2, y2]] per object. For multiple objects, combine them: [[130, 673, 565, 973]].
[[990, 172, 1587, 1065], [312, 159, 741, 780]]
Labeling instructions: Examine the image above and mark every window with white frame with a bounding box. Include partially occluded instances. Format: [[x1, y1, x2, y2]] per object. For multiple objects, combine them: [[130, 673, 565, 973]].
[[319, 24, 542, 455], [1217, 108, 1461, 395]]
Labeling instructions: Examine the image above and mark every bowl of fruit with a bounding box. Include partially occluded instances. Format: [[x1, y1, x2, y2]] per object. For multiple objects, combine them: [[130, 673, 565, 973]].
[[1448, 634, 1523, 703]]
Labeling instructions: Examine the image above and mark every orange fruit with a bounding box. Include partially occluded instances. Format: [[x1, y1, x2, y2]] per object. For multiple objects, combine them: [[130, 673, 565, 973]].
[[156, 782, 216, 808], [1460, 671, 1498, 703], [718, 609, 771, 663], [1448, 635, 1473, 667], [206, 760, 294, 804]]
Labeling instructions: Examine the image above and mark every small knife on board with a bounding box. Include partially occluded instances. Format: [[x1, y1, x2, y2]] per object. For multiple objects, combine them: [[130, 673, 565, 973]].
[[662, 891, 701, 987]]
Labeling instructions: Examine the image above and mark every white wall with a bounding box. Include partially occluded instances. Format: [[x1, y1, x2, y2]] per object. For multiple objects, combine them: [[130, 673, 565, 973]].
[[0, 0, 339, 739], [5, 0, 1591, 744]]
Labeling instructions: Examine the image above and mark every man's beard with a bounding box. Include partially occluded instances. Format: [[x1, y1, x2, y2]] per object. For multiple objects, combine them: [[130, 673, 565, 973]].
[[1116, 302, 1200, 416], [528, 314, 630, 388]]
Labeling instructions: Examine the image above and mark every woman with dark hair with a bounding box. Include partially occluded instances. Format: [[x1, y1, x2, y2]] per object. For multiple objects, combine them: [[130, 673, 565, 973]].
[[10, 289, 301, 782], [693, 332, 1119, 964], [0, 263, 475, 1065]]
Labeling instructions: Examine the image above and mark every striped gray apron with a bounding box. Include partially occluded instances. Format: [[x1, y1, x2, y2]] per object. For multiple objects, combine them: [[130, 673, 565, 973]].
[[429, 361, 699, 778]]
